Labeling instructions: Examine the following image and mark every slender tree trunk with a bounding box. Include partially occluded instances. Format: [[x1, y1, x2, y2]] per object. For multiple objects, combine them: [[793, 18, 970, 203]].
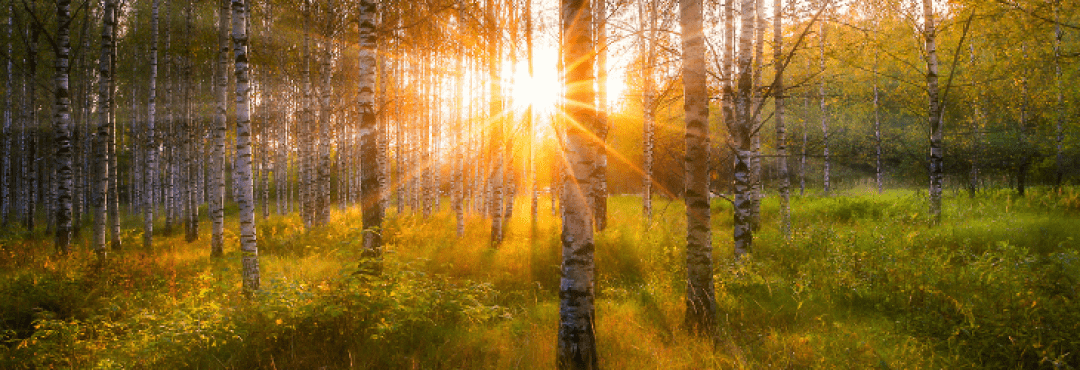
[[721, 0, 735, 196], [749, 0, 764, 230], [819, 2, 829, 195], [800, 57, 809, 196], [183, 2, 198, 243], [557, 0, 599, 367], [145, 0, 160, 251], [593, 0, 608, 231], [319, 49, 333, 225], [108, 14, 120, 249], [775, 0, 790, 239], [301, 1, 314, 228], [489, 2, 505, 247], [54, 0, 74, 253], [681, 0, 718, 336], [211, 0, 229, 256], [1017, 44, 1029, 197], [95, 0, 118, 261], [526, 0, 537, 227], [640, 0, 657, 220], [26, 26, 39, 231], [455, 33, 466, 236], [733, 0, 756, 259], [162, 1, 175, 234], [924, 0, 943, 220], [232, 0, 259, 292], [2, 7, 12, 226], [874, 38, 883, 194], [967, 44, 979, 196], [1053, 5, 1064, 188]]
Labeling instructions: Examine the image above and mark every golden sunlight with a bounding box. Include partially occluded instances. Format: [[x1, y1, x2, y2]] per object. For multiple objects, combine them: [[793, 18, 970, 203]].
[[505, 45, 627, 114]]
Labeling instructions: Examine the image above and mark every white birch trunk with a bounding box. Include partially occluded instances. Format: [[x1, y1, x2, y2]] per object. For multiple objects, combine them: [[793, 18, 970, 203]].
[[681, 0, 717, 336], [211, 0, 229, 256], [557, 0, 599, 366], [94, 0, 118, 261], [358, 0, 383, 265], [775, 0, 791, 239], [145, 0, 159, 251], [54, 0, 74, 253], [924, 0, 943, 221], [733, 0, 756, 259], [819, 2, 830, 195], [233, 0, 259, 292], [2, 7, 12, 226]]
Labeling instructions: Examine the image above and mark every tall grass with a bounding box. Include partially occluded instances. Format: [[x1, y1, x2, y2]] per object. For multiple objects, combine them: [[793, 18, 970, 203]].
[[1, 187, 1078, 368]]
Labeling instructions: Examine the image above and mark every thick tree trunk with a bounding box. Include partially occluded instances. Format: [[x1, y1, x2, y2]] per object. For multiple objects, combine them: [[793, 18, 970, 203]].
[[681, 0, 717, 336], [358, 0, 383, 267], [233, 0, 259, 293], [557, 0, 599, 367]]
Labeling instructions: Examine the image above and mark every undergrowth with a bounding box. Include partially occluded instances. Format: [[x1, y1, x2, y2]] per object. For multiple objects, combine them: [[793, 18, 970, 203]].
[[1, 186, 1078, 368]]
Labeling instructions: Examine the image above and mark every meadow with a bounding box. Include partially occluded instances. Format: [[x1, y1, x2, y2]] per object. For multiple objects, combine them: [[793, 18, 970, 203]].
[[1, 186, 1079, 369]]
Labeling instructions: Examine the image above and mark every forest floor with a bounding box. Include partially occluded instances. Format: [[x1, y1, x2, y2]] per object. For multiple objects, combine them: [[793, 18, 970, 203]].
[[2, 186, 1080, 369]]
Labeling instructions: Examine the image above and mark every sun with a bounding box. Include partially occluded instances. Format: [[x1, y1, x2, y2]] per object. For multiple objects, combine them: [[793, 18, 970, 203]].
[[504, 45, 626, 115], [505, 47, 562, 114]]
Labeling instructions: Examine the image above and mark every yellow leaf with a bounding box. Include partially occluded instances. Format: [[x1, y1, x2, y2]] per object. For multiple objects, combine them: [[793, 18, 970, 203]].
[[275, 319, 283, 325]]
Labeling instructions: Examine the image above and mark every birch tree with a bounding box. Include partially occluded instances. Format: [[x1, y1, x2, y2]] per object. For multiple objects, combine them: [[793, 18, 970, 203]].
[[54, 0, 74, 253], [924, 0, 943, 221], [145, 0, 160, 251], [733, 0, 756, 259], [94, 0, 119, 261], [557, 0, 599, 366], [358, 0, 384, 266], [819, 0, 830, 195], [640, 0, 657, 220], [593, 0, 608, 231], [2, 7, 11, 226], [233, 0, 259, 292], [211, 0, 230, 256], [681, 0, 717, 336], [775, 0, 791, 238]]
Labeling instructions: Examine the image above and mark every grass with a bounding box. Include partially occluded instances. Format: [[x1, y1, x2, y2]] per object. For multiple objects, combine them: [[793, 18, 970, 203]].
[[1, 186, 1079, 369]]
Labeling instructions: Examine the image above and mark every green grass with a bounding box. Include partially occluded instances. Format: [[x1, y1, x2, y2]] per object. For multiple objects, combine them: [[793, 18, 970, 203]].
[[1, 186, 1079, 368]]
